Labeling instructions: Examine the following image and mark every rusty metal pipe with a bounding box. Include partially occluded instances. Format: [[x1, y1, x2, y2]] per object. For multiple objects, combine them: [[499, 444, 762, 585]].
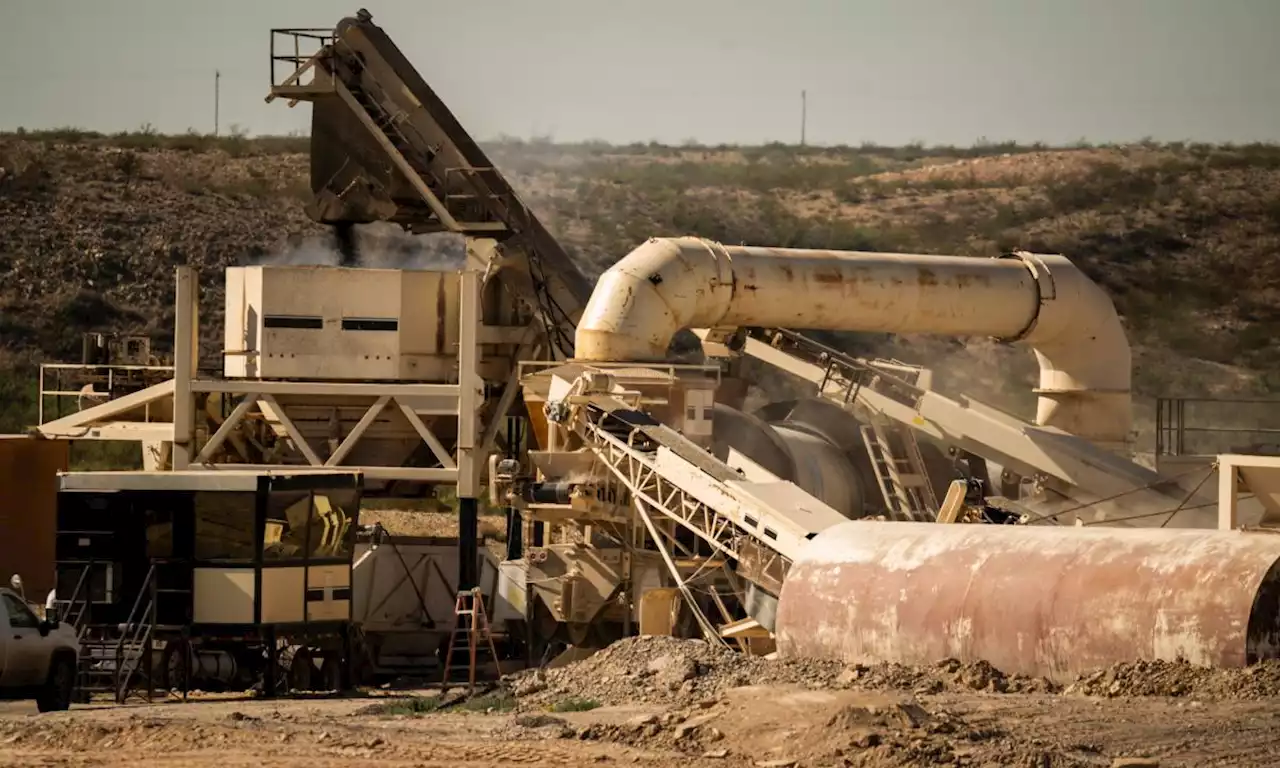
[[774, 521, 1280, 681], [574, 237, 1131, 445]]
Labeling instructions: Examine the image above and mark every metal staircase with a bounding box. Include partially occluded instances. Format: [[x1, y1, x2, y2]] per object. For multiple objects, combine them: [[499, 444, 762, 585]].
[[755, 328, 941, 520], [860, 421, 939, 521], [75, 565, 159, 704]]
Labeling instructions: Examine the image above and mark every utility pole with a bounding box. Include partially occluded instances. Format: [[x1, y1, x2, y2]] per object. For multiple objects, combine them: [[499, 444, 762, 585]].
[[800, 89, 807, 146], [214, 70, 221, 137]]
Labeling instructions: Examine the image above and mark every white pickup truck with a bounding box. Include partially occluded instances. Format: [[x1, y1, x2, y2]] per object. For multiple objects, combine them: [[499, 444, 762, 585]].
[[0, 577, 79, 712]]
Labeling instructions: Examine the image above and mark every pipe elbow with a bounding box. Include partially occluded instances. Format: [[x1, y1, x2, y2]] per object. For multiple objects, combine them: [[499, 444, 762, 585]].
[[1012, 253, 1132, 446], [575, 237, 733, 361]]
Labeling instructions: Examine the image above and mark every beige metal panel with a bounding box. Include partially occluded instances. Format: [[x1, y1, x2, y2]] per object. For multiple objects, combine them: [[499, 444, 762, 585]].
[[351, 541, 502, 632], [576, 237, 1131, 446], [57, 468, 357, 492], [261, 567, 306, 624], [267, 266, 402, 379], [307, 563, 352, 622], [638, 588, 680, 636], [1219, 454, 1280, 529], [223, 265, 475, 382], [307, 564, 351, 589], [308, 599, 350, 622], [399, 271, 461, 357], [194, 568, 255, 624], [495, 560, 527, 623], [224, 267, 248, 378]]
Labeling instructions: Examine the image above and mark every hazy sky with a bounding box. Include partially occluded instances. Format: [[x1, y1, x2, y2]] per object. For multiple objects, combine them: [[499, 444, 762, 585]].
[[4, 0, 1279, 146]]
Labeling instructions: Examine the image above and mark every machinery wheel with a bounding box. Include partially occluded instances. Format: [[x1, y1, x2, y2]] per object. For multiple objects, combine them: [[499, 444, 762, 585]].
[[347, 630, 376, 688], [317, 650, 344, 692], [159, 638, 192, 694], [285, 646, 314, 692], [36, 657, 76, 713]]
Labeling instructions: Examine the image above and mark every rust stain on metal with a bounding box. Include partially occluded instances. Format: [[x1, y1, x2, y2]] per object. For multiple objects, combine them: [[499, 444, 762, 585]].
[[775, 522, 1280, 682], [812, 268, 846, 285], [916, 268, 939, 287]]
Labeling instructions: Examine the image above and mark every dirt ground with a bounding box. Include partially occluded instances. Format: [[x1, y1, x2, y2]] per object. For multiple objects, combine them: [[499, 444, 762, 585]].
[[0, 685, 1278, 768], [7, 636, 1280, 768]]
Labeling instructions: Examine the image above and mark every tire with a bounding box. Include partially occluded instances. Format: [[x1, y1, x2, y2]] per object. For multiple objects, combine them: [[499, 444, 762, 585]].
[[36, 658, 75, 713]]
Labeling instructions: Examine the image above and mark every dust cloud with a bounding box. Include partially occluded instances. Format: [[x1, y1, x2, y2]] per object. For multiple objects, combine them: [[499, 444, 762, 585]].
[[255, 222, 466, 270]]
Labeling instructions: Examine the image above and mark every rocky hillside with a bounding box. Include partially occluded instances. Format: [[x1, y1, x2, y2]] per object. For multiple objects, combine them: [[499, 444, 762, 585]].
[[3, 128, 1280, 446]]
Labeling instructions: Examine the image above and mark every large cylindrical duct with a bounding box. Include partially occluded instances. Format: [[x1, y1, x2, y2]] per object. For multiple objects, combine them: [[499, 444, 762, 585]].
[[575, 237, 1130, 446], [775, 521, 1280, 682]]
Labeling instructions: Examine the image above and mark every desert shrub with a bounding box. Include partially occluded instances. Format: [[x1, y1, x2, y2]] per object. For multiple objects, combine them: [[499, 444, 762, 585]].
[[549, 697, 600, 713]]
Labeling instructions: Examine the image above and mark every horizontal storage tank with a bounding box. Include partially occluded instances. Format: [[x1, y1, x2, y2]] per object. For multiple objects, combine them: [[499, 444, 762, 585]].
[[775, 521, 1280, 682]]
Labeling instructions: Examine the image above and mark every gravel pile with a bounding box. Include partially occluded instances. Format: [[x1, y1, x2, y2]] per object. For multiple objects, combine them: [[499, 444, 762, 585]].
[[850, 658, 1059, 695], [504, 637, 1061, 711], [507, 636, 843, 709], [1065, 659, 1280, 699]]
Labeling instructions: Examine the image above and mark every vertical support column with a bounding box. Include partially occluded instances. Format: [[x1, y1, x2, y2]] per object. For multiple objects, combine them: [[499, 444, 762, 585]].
[[458, 497, 479, 591], [456, 267, 484, 591], [504, 416, 524, 561], [171, 266, 199, 469], [1218, 456, 1239, 531]]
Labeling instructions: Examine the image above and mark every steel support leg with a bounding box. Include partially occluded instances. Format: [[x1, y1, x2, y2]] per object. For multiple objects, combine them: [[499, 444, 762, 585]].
[[458, 497, 479, 590]]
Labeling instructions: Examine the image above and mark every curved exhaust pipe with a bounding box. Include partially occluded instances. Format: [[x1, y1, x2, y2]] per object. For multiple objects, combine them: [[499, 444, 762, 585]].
[[575, 237, 1131, 446]]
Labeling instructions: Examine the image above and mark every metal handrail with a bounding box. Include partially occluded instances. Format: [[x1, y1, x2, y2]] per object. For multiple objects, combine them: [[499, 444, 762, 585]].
[[112, 563, 156, 702], [1156, 395, 1280, 457], [38, 363, 174, 424], [63, 561, 94, 637], [268, 28, 334, 88]]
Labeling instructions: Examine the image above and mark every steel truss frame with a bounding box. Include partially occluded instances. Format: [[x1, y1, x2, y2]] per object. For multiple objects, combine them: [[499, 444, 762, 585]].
[[575, 404, 791, 597]]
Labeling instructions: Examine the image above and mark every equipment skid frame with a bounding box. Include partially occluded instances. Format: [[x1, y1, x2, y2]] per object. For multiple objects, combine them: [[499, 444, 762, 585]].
[[35, 266, 490, 495]]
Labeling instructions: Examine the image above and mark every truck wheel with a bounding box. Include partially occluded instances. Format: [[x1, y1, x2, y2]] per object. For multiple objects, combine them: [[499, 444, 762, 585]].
[[37, 658, 75, 713]]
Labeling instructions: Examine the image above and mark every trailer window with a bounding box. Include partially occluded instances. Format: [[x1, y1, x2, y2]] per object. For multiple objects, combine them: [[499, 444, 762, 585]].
[[263, 490, 311, 561], [308, 490, 357, 560], [193, 491, 256, 561], [142, 503, 174, 558], [2, 594, 39, 629]]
